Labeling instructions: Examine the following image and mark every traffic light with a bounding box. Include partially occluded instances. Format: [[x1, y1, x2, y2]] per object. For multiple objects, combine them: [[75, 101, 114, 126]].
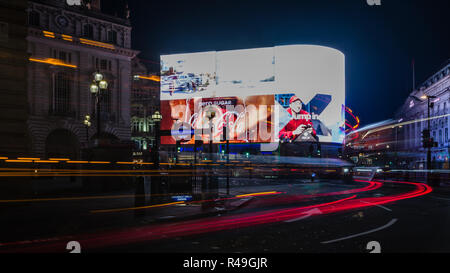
[[176, 140, 181, 153], [222, 125, 227, 141], [194, 139, 203, 151], [422, 129, 430, 148], [431, 138, 438, 148]]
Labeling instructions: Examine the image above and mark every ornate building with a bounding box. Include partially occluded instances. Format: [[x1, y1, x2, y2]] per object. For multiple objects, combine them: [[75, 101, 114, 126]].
[[131, 58, 160, 160], [395, 59, 450, 169], [0, 0, 30, 158], [26, 0, 138, 159]]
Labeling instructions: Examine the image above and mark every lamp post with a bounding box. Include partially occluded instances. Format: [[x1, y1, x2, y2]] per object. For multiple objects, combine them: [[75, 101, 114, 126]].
[[421, 95, 437, 172], [207, 110, 215, 160], [225, 115, 230, 195], [83, 115, 91, 146], [205, 109, 216, 197], [90, 72, 108, 141], [151, 111, 162, 168]]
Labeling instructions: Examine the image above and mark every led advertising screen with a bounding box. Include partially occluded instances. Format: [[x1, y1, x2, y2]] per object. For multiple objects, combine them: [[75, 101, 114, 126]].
[[160, 45, 345, 145]]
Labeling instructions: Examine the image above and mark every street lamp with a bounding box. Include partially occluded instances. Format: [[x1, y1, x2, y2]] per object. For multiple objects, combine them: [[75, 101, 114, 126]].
[[83, 114, 91, 146], [422, 95, 437, 172], [151, 111, 162, 168], [412, 94, 437, 178], [90, 72, 108, 140]]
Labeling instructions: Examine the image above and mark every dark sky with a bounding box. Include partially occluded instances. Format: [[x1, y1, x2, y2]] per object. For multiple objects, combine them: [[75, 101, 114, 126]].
[[103, 0, 449, 127]]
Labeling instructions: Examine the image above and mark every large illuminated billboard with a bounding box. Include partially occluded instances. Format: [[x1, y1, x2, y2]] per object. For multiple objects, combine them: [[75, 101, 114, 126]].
[[160, 45, 345, 145]]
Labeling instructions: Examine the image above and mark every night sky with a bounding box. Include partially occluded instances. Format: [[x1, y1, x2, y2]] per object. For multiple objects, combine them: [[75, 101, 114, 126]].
[[103, 0, 449, 127]]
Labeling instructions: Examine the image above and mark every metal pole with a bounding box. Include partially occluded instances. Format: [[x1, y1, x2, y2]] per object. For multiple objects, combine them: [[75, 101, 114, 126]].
[[209, 119, 213, 160], [208, 119, 213, 194], [96, 94, 101, 139], [86, 125, 89, 146], [155, 121, 160, 169], [427, 97, 431, 171], [226, 116, 230, 195]]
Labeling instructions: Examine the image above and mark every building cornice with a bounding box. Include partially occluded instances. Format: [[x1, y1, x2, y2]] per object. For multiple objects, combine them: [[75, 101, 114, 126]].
[[29, 0, 131, 28], [28, 27, 140, 59]]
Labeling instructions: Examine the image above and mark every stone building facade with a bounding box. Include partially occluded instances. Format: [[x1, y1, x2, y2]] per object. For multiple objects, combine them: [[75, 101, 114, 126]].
[[395, 59, 450, 169], [0, 0, 30, 158], [26, 0, 138, 159]]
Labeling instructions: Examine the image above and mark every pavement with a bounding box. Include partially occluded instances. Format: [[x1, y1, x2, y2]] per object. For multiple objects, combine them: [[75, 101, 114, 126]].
[[0, 177, 354, 245], [134, 177, 333, 225]]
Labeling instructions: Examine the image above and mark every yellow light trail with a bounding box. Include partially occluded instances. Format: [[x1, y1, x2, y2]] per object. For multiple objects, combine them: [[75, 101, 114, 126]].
[[29, 57, 77, 68], [0, 192, 191, 204], [42, 31, 55, 38], [5, 160, 32, 163], [79, 38, 115, 50], [61, 34, 73, 42], [89, 161, 111, 164], [91, 201, 185, 214], [91, 190, 282, 214], [0, 168, 195, 173], [136, 75, 160, 82], [236, 191, 279, 198], [34, 160, 59, 164], [67, 161, 89, 164]]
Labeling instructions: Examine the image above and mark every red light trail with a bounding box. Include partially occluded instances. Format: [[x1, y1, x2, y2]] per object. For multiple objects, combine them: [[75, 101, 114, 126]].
[[0, 180, 432, 253]]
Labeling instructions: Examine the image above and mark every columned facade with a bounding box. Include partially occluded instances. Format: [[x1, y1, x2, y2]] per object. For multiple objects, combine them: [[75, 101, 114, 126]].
[[395, 60, 450, 169], [26, 0, 138, 159]]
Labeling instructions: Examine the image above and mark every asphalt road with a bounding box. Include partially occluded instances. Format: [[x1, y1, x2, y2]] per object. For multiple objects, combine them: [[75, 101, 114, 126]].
[[1, 176, 447, 253], [96, 179, 450, 253]]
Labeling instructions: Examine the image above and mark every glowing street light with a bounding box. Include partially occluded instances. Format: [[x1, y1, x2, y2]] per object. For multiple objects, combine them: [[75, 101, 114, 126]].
[[84, 115, 91, 145], [94, 72, 104, 82], [90, 83, 99, 94], [90, 72, 108, 140], [99, 80, 108, 90], [151, 111, 162, 122]]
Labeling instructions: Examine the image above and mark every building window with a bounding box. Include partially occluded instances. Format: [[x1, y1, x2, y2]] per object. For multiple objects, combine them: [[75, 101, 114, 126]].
[[55, 50, 72, 64], [100, 59, 107, 70], [83, 24, 94, 39], [132, 119, 139, 133], [107, 30, 117, 44], [52, 72, 71, 114], [28, 11, 40, 27], [445, 128, 448, 143], [93, 58, 110, 71]]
